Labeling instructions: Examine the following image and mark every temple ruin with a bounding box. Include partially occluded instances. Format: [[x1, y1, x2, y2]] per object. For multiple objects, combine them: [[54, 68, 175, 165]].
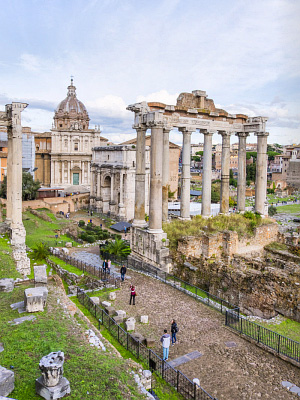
[[127, 90, 269, 270]]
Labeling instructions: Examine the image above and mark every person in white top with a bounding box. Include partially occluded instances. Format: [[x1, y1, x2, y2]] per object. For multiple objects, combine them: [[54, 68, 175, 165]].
[[160, 329, 171, 361]]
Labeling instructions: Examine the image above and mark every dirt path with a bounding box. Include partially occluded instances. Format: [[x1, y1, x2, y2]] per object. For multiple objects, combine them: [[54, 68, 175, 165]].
[[110, 269, 299, 400]]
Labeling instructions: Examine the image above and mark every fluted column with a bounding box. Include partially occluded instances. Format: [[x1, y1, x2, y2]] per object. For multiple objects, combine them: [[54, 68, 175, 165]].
[[179, 127, 193, 220], [90, 168, 96, 197], [201, 131, 213, 217], [6, 125, 12, 224], [236, 132, 249, 212], [219, 131, 231, 214], [133, 127, 147, 227], [162, 127, 171, 222], [96, 170, 101, 198], [255, 132, 269, 216], [110, 171, 114, 202], [148, 123, 164, 233]]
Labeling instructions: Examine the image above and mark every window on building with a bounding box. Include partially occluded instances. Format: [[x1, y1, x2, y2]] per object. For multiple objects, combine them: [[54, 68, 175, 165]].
[[74, 143, 79, 151], [59, 124, 63, 128]]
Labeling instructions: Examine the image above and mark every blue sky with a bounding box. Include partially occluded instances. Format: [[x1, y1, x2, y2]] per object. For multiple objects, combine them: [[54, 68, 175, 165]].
[[0, 0, 299, 145]]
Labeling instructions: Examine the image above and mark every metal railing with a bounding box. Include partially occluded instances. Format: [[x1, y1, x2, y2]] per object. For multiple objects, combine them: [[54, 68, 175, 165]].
[[77, 288, 217, 400], [49, 248, 120, 289], [225, 309, 300, 365]]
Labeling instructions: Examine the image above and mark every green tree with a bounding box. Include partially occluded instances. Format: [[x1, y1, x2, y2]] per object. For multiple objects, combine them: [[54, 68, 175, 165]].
[[246, 152, 257, 160], [196, 151, 203, 156], [0, 172, 41, 200], [103, 238, 131, 257], [30, 242, 50, 261], [211, 182, 220, 203], [192, 156, 201, 162], [246, 163, 256, 183], [229, 169, 237, 187], [267, 151, 281, 161]]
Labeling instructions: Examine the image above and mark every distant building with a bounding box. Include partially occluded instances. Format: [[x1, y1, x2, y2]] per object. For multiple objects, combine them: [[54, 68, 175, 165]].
[[50, 79, 108, 189], [34, 132, 52, 186]]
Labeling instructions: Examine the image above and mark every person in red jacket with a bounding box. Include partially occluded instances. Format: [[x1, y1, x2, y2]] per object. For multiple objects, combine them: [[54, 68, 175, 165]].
[[129, 284, 136, 305]]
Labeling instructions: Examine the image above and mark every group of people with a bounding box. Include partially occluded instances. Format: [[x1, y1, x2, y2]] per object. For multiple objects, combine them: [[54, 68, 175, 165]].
[[102, 259, 111, 274], [160, 320, 179, 360]]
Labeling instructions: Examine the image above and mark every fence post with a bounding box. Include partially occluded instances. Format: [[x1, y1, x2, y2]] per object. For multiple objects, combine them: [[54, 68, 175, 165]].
[[240, 317, 243, 334], [109, 316, 111, 331], [102, 309, 104, 326], [162, 360, 165, 379], [225, 311, 228, 326], [148, 349, 151, 368], [137, 340, 140, 360], [98, 319, 101, 330], [176, 370, 179, 392], [207, 292, 209, 305], [118, 325, 120, 343], [277, 335, 281, 353], [127, 333, 129, 350], [257, 325, 260, 343], [221, 299, 223, 314], [194, 383, 197, 400]]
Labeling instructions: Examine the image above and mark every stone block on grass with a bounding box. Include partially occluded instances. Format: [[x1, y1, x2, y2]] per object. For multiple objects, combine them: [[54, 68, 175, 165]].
[[105, 306, 115, 316], [24, 287, 48, 312], [67, 285, 77, 296], [0, 366, 14, 397], [109, 291, 116, 300], [131, 333, 144, 343], [113, 315, 123, 324], [115, 310, 126, 319], [101, 301, 111, 308], [140, 315, 148, 324], [143, 337, 155, 348], [65, 242, 73, 248], [0, 279, 14, 293], [125, 317, 136, 331], [34, 265, 47, 285], [90, 297, 100, 305]]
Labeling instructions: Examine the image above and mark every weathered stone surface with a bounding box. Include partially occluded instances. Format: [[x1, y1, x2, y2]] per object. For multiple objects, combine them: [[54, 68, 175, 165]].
[[143, 337, 155, 347], [101, 301, 111, 308], [131, 333, 144, 343], [0, 366, 14, 397], [140, 315, 148, 324], [141, 369, 152, 390], [10, 301, 25, 313], [0, 344, 3, 353], [125, 317, 135, 331], [65, 242, 72, 248], [67, 285, 77, 296], [35, 376, 70, 400], [109, 291, 116, 300], [34, 265, 47, 285], [112, 315, 123, 324], [90, 297, 100, 305], [0, 279, 14, 293], [24, 287, 48, 312], [0, 396, 17, 399], [8, 315, 36, 325], [39, 351, 64, 387], [105, 306, 115, 316], [115, 310, 126, 319]]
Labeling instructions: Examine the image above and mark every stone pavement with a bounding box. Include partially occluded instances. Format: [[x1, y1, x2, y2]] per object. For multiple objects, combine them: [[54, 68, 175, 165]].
[[168, 351, 202, 368]]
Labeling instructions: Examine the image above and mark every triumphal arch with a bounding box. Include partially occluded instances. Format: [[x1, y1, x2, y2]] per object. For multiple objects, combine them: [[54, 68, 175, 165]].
[[127, 90, 268, 271]]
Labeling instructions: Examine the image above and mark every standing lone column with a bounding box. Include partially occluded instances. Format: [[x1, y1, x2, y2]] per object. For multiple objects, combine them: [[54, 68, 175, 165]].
[[236, 132, 249, 212], [179, 127, 193, 220], [201, 131, 213, 217], [219, 131, 231, 214], [133, 127, 148, 227], [6, 126, 12, 224], [255, 132, 269, 216], [148, 123, 164, 233], [162, 127, 171, 222]]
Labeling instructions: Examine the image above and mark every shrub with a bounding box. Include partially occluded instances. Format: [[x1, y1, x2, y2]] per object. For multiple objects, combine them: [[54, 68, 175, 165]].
[[78, 220, 85, 227], [268, 205, 277, 216], [31, 242, 50, 261]]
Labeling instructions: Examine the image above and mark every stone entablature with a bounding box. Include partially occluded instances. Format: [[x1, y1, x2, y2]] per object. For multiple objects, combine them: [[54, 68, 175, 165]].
[[177, 224, 278, 259]]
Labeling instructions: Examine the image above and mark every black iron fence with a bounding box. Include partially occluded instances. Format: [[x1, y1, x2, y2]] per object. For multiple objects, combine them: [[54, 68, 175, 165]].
[[50, 248, 120, 289], [225, 309, 300, 365], [77, 288, 217, 400]]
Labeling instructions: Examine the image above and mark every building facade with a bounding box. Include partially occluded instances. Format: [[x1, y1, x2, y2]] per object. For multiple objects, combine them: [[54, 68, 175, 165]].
[[50, 79, 108, 189]]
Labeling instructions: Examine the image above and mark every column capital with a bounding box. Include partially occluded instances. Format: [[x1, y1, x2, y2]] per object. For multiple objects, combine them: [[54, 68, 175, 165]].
[[133, 124, 147, 132], [178, 126, 195, 135], [254, 131, 269, 137], [218, 130, 232, 137], [201, 129, 214, 136], [235, 131, 249, 138]]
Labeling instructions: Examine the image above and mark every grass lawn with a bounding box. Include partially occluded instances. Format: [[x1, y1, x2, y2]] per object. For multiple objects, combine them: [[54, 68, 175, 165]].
[[259, 318, 300, 343], [0, 235, 22, 279], [0, 283, 145, 400], [48, 255, 84, 276], [22, 210, 76, 248], [276, 204, 300, 214]]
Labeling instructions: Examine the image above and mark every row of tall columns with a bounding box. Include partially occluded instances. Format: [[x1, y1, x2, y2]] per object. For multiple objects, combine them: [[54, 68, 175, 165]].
[[201, 131, 213, 217], [220, 131, 231, 214], [236, 132, 249, 212], [162, 128, 170, 222]]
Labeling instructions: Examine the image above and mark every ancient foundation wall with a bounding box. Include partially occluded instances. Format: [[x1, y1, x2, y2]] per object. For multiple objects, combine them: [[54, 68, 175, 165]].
[[177, 224, 278, 259]]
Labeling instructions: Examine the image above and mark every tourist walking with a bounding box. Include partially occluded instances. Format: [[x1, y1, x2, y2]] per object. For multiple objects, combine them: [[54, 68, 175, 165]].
[[129, 284, 136, 305], [160, 329, 171, 361], [102, 259, 108, 273], [107, 259, 111, 274], [171, 319, 178, 345], [120, 265, 127, 282]]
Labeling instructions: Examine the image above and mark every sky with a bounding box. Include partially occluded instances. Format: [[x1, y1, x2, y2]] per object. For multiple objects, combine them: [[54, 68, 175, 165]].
[[0, 0, 299, 146]]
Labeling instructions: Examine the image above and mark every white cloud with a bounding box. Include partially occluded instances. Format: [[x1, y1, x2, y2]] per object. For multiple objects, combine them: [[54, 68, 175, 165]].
[[19, 54, 41, 72], [136, 90, 178, 106], [86, 95, 131, 119]]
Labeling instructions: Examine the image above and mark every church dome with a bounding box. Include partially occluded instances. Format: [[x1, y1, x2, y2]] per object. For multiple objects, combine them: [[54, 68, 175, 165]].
[[53, 79, 90, 131]]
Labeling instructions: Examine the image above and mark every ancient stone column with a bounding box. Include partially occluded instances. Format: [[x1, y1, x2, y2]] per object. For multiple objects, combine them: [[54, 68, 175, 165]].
[[110, 171, 114, 202], [133, 127, 147, 228], [255, 132, 269, 216], [6, 114, 12, 224], [96, 171, 101, 199], [148, 123, 164, 233], [162, 127, 171, 222], [236, 132, 249, 212], [179, 127, 193, 220], [219, 131, 231, 214], [201, 131, 213, 217]]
